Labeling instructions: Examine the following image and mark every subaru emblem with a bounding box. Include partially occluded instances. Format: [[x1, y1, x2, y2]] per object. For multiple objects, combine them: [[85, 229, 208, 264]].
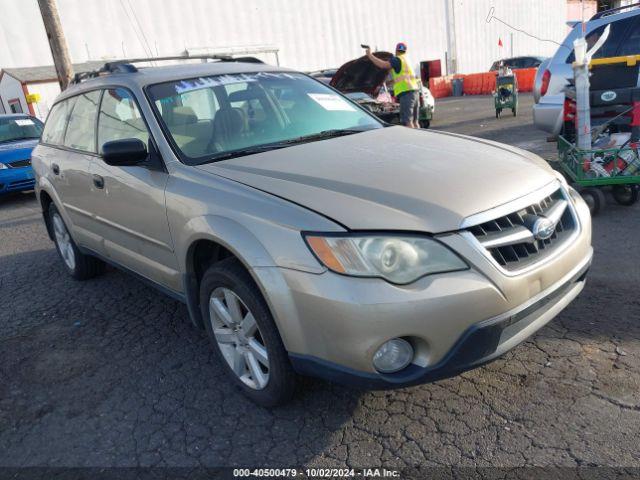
[[532, 217, 556, 241]]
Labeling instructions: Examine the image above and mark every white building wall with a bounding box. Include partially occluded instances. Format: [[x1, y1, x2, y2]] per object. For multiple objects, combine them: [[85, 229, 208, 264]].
[[1, 0, 567, 75], [25, 81, 61, 120], [0, 73, 27, 114], [453, 0, 569, 73]]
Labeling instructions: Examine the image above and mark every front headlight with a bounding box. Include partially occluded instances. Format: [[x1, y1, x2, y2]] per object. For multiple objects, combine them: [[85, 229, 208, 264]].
[[304, 234, 468, 284], [553, 170, 582, 204], [0, 163, 8, 170], [567, 185, 583, 204], [553, 170, 568, 187]]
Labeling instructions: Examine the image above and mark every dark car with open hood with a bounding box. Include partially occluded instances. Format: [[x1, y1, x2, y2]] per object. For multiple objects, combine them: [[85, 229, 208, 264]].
[[311, 52, 434, 127]]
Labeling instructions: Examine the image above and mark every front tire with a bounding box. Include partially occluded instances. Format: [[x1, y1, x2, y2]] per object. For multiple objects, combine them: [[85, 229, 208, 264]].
[[419, 119, 431, 129], [49, 204, 105, 280], [199, 258, 296, 407]]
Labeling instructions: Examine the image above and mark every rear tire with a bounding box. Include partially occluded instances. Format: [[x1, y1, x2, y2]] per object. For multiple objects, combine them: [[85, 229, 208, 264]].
[[199, 258, 296, 407], [611, 184, 639, 206], [49, 204, 105, 280], [580, 187, 605, 216], [419, 119, 430, 129]]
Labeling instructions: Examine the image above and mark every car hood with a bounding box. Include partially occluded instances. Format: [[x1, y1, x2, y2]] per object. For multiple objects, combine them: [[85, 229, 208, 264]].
[[0, 139, 38, 163], [330, 52, 392, 96], [197, 127, 555, 233]]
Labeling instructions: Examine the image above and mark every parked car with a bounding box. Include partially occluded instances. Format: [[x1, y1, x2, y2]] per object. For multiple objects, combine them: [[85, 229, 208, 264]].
[[308, 68, 338, 85], [33, 58, 593, 406], [312, 53, 435, 128], [489, 56, 546, 71], [533, 6, 640, 134], [0, 114, 43, 195]]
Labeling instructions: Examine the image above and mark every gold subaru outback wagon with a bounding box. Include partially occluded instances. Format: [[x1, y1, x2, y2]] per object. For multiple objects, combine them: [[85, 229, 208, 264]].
[[32, 57, 592, 406]]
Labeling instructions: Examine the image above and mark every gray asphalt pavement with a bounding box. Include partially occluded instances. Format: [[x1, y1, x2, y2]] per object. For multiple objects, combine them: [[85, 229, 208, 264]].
[[1, 93, 638, 472]]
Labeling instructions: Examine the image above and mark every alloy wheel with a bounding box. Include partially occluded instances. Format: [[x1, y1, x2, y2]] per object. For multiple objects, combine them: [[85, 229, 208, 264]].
[[52, 213, 76, 270], [208, 287, 270, 390]]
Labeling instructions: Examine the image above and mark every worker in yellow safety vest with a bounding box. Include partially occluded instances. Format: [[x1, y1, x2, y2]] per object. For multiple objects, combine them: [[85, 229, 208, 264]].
[[366, 42, 420, 128]]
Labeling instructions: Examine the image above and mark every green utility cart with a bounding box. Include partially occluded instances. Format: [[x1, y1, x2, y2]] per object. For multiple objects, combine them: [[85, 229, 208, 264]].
[[494, 74, 518, 118], [556, 136, 640, 215], [555, 54, 640, 215]]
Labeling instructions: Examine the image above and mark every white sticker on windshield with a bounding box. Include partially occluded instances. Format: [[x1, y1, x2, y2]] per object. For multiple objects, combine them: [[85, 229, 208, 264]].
[[307, 93, 355, 111], [15, 119, 34, 126]]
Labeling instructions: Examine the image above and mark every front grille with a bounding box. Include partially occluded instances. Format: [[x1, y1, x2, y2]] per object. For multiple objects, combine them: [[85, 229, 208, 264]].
[[466, 188, 576, 271], [7, 159, 31, 168], [8, 179, 35, 191]]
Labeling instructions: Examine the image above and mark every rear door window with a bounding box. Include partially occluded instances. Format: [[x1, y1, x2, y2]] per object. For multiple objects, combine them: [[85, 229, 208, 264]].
[[64, 90, 101, 152], [42, 99, 73, 145]]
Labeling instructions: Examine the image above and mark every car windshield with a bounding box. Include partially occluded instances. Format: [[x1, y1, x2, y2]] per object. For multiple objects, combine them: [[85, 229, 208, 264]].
[[147, 72, 383, 164], [0, 116, 43, 144]]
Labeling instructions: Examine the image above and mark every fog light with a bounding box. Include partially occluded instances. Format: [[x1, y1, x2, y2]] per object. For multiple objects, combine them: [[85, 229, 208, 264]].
[[372, 338, 413, 373]]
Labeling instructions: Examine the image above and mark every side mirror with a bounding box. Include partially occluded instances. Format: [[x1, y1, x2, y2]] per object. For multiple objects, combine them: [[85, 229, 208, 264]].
[[101, 138, 148, 166]]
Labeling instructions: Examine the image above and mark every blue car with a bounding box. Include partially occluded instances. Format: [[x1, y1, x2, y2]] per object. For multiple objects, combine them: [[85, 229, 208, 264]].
[[0, 114, 44, 196]]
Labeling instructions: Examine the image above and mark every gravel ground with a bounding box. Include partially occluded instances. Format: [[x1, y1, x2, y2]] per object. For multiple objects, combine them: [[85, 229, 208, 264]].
[[0, 93, 638, 474]]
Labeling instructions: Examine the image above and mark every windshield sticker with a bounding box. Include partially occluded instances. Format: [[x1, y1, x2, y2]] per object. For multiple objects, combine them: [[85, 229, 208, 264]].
[[307, 93, 355, 111], [15, 119, 34, 127], [174, 72, 300, 94]]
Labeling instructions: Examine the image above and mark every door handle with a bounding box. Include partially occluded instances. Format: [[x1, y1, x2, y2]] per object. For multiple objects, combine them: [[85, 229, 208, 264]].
[[92, 174, 104, 189], [52, 163, 60, 175]]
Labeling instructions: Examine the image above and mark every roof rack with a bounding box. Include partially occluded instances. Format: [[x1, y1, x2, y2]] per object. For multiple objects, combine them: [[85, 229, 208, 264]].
[[591, 1, 640, 20], [70, 54, 264, 84]]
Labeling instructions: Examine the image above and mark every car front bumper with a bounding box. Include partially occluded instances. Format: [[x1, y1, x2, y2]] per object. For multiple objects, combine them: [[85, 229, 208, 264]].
[[0, 167, 35, 194], [420, 105, 434, 121], [253, 186, 592, 388]]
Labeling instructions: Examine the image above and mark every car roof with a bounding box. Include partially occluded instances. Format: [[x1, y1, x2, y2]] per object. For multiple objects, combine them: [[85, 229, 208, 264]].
[[591, 4, 640, 21], [57, 61, 295, 101], [499, 56, 545, 62]]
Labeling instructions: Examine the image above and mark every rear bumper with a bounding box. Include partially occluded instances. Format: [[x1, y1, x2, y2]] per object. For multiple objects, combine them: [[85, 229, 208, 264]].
[[289, 254, 591, 389], [533, 99, 563, 134], [0, 167, 35, 194]]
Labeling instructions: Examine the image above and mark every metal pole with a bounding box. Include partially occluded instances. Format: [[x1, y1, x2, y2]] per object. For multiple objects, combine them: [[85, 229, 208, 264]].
[[37, 0, 74, 90], [574, 0, 592, 153], [444, 0, 458, 74]]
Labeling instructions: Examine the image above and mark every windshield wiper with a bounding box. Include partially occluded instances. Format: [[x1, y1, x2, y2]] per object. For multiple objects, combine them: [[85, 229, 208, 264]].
[[197, 129, 368, 164], [199, 143, 294, 164], [281, 128, 366, 145]]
